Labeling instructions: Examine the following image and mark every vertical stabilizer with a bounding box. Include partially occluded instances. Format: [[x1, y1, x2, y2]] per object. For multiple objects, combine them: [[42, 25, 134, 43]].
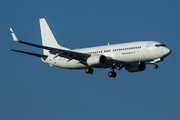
[[39, 18, 69, 55]]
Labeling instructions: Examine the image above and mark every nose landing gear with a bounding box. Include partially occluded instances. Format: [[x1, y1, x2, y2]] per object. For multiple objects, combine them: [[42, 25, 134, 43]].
[[108, 66, 117, 78], [152, 58, 163, 69], [153, 63, 158, 69]]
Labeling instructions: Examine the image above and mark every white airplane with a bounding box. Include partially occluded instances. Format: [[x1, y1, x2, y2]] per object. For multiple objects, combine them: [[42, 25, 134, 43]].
[[10, 18, 171, 78]]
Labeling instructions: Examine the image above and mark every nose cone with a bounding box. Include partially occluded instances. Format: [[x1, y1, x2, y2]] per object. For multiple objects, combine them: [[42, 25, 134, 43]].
[[163, 47, 172, 57]]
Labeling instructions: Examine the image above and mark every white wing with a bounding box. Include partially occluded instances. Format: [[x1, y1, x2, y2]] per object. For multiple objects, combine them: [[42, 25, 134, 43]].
[[10, 28, 90, 64]]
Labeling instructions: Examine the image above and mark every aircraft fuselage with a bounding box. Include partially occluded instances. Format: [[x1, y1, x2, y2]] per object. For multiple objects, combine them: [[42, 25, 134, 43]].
[[42, 41, 171, 69]]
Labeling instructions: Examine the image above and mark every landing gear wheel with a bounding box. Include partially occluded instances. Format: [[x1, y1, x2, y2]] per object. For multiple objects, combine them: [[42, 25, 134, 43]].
[[153, 64, 158, 69], [112, 72, 117, 78], [89, 69, 93, 74], [85, 68, 94, 74], [108, 71, 117, 78], [85, 68, 89, 73], [108, 71, 113, 77]]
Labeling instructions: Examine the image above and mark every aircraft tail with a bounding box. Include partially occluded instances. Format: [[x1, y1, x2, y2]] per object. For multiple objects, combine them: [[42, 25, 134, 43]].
[[39, 18, 69, 55]]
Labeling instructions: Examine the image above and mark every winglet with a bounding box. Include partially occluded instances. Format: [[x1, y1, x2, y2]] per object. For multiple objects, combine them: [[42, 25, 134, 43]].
[[10, 28, 19, 42]]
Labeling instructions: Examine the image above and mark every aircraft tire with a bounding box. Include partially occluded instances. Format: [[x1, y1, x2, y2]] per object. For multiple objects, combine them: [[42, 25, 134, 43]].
[[112, 72, 117, 78], [108, 71, 117, 78], [85, 68, 94, 74], [108, 71, 113, 77], [89, 69, 93, 74], [153, 64, 158, 69]]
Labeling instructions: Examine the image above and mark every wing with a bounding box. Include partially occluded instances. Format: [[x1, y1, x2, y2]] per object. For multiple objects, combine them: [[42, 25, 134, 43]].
[[9, 49, 48, 58], [10, 28, 90, 63]]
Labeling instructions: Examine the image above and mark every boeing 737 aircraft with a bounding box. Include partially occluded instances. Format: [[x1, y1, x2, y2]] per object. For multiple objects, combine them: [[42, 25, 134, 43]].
[[10, 18, 171, 78]]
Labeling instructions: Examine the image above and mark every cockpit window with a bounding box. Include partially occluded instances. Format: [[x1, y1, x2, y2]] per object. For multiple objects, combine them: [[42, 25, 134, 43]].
[[155, 44, 167, 47]]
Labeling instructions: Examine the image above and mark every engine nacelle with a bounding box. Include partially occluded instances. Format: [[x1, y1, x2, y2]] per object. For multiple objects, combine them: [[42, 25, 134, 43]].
[[125, 62, 146, 72], [87, 55, 107, 66]]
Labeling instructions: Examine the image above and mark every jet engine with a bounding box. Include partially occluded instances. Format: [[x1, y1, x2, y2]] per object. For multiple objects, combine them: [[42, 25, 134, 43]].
[[87, 55, 107, 66], [125, 62, 146, 72]]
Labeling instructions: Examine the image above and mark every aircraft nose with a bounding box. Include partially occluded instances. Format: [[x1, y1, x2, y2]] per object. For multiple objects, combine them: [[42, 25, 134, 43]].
[[163, 47, 172, 56]]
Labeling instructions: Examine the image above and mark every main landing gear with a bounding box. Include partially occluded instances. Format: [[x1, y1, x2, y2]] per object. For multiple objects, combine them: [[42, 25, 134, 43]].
[[85, 67, 117, 78], [85, 67, 94, 74], [108, 66, 117, 78], [108, 71, 117, 78], [85, 65, 123, 78]]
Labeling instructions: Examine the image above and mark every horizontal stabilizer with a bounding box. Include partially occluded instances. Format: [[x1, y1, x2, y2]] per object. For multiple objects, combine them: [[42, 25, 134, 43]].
[[9, 49, 48, 58]]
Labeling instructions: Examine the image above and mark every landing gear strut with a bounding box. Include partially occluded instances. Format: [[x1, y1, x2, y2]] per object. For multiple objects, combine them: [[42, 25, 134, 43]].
[[108, 66, 117, 78], [85, 67, 94, 74]]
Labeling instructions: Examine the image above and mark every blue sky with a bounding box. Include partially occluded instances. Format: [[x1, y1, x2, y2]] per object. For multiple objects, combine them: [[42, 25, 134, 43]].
[[1, 0, 180, 120]]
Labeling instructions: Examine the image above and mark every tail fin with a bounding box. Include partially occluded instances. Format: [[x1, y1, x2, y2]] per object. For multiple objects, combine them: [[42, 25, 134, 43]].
[[39, 18, 69, 55]]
